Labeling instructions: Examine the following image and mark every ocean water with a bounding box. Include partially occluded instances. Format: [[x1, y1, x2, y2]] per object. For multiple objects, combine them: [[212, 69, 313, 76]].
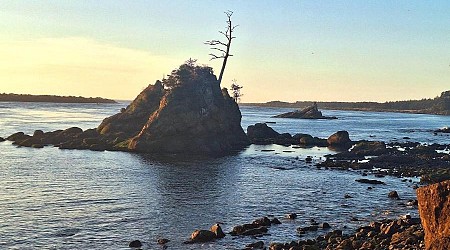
[[0, 102, 449, 250]]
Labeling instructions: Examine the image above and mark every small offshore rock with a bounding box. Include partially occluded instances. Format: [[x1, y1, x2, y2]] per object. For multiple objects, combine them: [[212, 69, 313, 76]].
[[388, 190, 400, 199], [190, 229, 216, 243], [356, 178, 385, 185], [321, 222, 331, 229], [157, 238, 170, 245], [286, 213, 297, 219], [0, 137, 5, 142], [210, 223, 225, 238], [128, 240, 142, 248], [246, 240, 264, 249]]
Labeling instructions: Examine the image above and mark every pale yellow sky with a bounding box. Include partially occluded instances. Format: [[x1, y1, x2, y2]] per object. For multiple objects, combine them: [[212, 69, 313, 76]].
[[1, 1, 449, 102]]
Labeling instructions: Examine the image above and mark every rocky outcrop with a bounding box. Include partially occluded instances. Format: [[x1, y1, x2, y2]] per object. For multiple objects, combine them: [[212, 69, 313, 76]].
[[119, 64, 250, 155], [273, 103, 337, 119], [435, 127, 450, 133], [417, 180, 450, 250]]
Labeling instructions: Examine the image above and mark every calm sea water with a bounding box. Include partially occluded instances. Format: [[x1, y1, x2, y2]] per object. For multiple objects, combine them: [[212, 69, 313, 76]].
[[0, 102, 449, 250]]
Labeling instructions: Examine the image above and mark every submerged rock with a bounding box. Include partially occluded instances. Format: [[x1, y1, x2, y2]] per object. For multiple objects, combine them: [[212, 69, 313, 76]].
[[355, 179, 385, 185], [128, 240, 142, 248], [417, 180, 450, 250]]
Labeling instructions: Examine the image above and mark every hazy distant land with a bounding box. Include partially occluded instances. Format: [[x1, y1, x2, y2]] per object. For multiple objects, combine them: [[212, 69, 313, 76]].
[[243, 90, 450, 116], [0, 93, 117, 104]]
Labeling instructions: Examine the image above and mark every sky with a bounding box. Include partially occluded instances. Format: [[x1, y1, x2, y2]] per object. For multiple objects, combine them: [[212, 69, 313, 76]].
[[0, 1, 449, 102]]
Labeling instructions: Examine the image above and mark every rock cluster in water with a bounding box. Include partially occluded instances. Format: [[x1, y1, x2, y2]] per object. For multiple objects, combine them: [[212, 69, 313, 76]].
[[318, 140, 450, 184], [273, 103, 337, 119], [247, 123, 351, 148], [5, 63, 250, 155], [417, 180, 450, 250]]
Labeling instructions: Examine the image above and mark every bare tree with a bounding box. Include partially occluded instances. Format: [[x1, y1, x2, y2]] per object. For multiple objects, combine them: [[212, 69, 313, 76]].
[[205, 10, 237, 85]]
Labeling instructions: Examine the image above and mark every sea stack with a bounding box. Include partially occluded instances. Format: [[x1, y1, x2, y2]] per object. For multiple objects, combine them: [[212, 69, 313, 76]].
[[97, 62, 250, 155], [273, 102, 337, 119]]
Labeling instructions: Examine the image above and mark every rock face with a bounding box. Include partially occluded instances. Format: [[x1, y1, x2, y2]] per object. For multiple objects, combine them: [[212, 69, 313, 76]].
[[273, 103, 337, 119], [98, 63, 249, 155], [417, 180, 450, 250]]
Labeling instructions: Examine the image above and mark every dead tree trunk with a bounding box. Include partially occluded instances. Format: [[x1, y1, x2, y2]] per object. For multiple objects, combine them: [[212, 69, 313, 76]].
[[205, 11, 237, 85]]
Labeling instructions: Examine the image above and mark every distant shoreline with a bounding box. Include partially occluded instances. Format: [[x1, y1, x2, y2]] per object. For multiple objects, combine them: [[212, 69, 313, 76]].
[[241, 90, 450, 116], [0, 93, 117, 104], [241, 103, 447, 116]]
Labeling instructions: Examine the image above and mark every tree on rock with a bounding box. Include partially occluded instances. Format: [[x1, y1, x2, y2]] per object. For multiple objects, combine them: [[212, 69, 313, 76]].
[[230, 79, 243, 103], [205, 10, 237, 85]]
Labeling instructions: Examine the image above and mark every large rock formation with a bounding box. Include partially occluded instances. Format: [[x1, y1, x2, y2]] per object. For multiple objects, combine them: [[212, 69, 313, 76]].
[[273, 102, 337, 119], [98, 63, 249, 155], [417, 180, 450, 250]]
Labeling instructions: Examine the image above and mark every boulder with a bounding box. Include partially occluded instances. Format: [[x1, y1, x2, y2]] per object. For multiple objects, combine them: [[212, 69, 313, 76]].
[[327, 131, 351, 146], [417, 180, 450, 250], [190, 229, 217, 243], [128, 240, 142, 248], [210, 223, 225, 238], [388, 190, 400, 199], [247, 123, 280, 142], [7, 132, 29, 142]]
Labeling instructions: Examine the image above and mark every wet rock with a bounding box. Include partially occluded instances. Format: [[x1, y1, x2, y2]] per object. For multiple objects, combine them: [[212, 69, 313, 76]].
[[344, 194, 353, 199], [33, 130, 44, 137], [355, 178, 385, 185], [190, 229, 217, 243], [247, 123, 280, 144], [7, 132, 29, 142], [327, 131, 351, 147], [351, 141, 389, 155], [0, 137, 5, 142], [245, 240, 264, 249], [286, 213, 297, 220], [271, 217, 282, 225], [434, 127, 450, 133], [417, 180, 450, 250], [388, 190, 400, 199], [242, 226, 268, 236], [157, 238, 170, 245], [252, 217, 272, 227], [210, 223, 225, 238], [321, 222, 331, 229], [128, 240, 142, 248]]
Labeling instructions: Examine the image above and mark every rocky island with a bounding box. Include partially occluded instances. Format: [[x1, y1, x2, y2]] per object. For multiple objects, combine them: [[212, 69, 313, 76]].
[[273, 102, 337, 119]]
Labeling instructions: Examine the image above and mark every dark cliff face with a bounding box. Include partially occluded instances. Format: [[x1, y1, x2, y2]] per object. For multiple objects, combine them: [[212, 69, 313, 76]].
[[98, 63, 249, 155]]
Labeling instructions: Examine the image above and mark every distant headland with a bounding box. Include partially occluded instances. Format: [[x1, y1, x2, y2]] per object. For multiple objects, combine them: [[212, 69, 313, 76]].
[[243, 90, 450, 116], [0, 93, 117, 104]]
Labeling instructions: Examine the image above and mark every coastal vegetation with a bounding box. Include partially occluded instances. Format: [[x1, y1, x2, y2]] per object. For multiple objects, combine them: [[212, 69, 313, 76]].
[[0, 93, 117, 104], [245, 90, 450, 116]]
